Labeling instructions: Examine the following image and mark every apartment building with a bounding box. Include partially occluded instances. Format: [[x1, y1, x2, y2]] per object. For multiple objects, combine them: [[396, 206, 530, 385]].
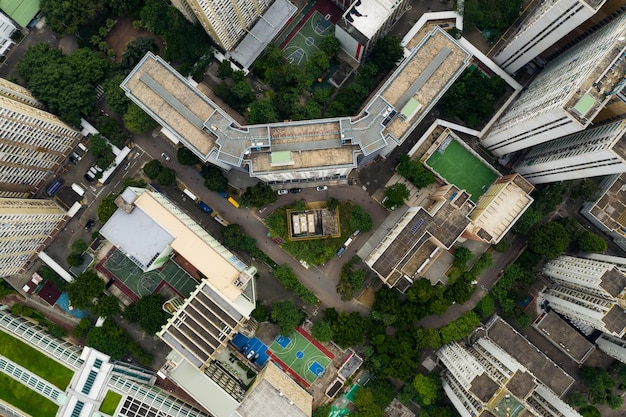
[[481, 12, 626, 156], [335, 0, 409, 62], [513, 119, 626, 184], [491, 0, 608, 75], [121, 26, 471, 185], [580, 173, 626, 253], [596, 333, 626, 363], [541, 255, 626, 337], [0, 197, 66, 277], [171, 0, 273, 51], [437, 316, 580, 417], [0, 78, 82, 198], [0, 12, 16, 58]]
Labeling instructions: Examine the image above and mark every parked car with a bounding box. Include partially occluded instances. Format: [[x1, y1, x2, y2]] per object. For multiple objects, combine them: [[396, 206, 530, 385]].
[[316, 185, 328, 191], [161, 152, 170, 161], [68, 156, 78, 165], [84, 172, 95, 182], [290, 188, 302, 193], [84, 219, 95, 230], [277, 189, 288, 195]]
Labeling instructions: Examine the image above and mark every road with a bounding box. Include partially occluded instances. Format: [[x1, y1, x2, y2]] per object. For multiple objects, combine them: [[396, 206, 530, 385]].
[[134, 133, 390, 315]]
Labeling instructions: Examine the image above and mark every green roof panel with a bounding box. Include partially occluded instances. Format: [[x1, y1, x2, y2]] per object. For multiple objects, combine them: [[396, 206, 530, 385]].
[[1, 0, 40, 27]]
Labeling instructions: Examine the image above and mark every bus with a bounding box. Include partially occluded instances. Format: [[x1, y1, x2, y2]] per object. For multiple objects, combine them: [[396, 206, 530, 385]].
[[183, 188, 198, 202], [227, 197, 240, 208], [46, 180, 62, 196]]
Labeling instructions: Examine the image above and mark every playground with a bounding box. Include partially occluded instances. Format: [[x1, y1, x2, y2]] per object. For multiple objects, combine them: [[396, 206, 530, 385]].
[[283, 11, 335, 67], [101, 248, 199, 300], [268, 327, 333, 386], [425, 138, 497, 202]]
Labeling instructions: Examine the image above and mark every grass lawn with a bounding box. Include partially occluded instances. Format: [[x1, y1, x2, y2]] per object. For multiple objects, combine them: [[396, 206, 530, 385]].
[[99, 390, 123, 415], [0, 372, 58, 417], [0, 329, 74, 389]]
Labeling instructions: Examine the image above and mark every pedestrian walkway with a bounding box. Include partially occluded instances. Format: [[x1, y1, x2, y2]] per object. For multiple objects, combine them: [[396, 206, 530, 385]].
[[0, 354, 67, 405]]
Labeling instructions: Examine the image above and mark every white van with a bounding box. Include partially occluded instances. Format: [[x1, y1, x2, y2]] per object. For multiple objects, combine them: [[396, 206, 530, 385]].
[[71, 183, 86, 197], [77, 143, 88, 153]]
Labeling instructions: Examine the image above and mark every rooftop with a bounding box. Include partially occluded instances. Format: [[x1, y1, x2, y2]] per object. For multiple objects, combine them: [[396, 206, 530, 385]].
[[588, 173, 626, 236], [533, 312, 595, 364], [159, 280, 246, 368], [486, 316, 574, 397], [602, 304, 626, 335], [470, 373, 499, 402], [340, 0, 402, 39], [236, 362, 312, 417], [601, 266, 626, 298], [505, 371, 535, 400]]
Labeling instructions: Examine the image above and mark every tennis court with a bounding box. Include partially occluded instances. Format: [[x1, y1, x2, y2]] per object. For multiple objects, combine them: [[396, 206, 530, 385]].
[[425, 139, 497, 202], [268, 328, 333, 385], [103, 248, 199, 299], [283, 11, 334, 66]]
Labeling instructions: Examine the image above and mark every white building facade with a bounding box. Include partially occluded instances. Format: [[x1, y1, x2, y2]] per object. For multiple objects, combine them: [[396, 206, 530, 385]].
[[514, 119, 626, 184], [0, 12, 16, 58], [0, 198, 66, 276], [0, 78, 82, 198], [481, 12, 626, 156], [171, 0, 273, 51], [492, 0, 607, 75]]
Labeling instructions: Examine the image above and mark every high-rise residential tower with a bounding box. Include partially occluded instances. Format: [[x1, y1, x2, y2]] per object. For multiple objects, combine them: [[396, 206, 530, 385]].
[[481, 12, 626, 156], [513, 119, 626, 184], [170, 0, 273, 51], [0, 198, 67, 276], [541, 255, 626, 337], [437, 316, 581, 417], [491, 0, 608, 75], [0, 78, 83, 198]]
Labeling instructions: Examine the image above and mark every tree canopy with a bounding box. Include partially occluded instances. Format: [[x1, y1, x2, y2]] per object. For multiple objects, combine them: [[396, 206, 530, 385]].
[[98, 193, 119, 223], [270, 301, 303, 335], [89, 134, 115, 169], [123, 294, 170, 334], [240, 182, 278, 207], [201, 165, 229, 192], [67, 269, 105, 309], [397, 155, 436, 188], [350, 206, 373, 232], [41, 0, 97, 35], [177, 147, 201, 166], [528, 221, 570, 258], [413, 374, 441, 406], [384, 183, 409, 208], [92, 295, 120, 318], [575, 231, 607, 253], [143, 160, 163, 179], [124, 103, 159, 134]]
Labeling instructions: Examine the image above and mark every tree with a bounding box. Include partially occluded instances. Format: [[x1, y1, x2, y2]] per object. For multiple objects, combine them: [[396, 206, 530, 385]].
[[67, 49, 107, 85], [67, 269, 105, 309], [94, 115, 129, 148], [570, 178, 600, 201], [512, 207, 542, 234], [368, 36, 404, 73], [567, 392, 588, 408], [73, 318, 92, 339], [103, 74, 132, 114], [270, 301, 303, 335], [71, 239, 89, 254], [89, 134, 115, 169], [240, 182, 278, 207], [177, 147, 200, 165], [311, 320, 333, 342], [92, 295, 120, 318], [413, 374, 441, 406], [384, 183, 409, 208], [123, 294, 169, 334], [121, 37, 158, 70], [350, 206, 373, 232], [217, 60, 234, 79], [608, 395, 623, 409], [320, 36, 340, 60], [67, 253, 84, 267], [330, 312, 367, 348], [352, 387, 384, 417], [98, 193, 119, 222], [475, 294, 495, 318], [201, 164, 228, 192], [493, 237, 511, 252], [453, 247, 472, 269], [397, 155, 436, 188], [528, 221, 570, 258], [124, 103, 159, 134], [156, 167, 176, 186], [247, 98, 279, 124], [576, 231, 607, 253], [86, 320, 128, 359], [41, 0, 97, 35], [143, 160, 163, 179]]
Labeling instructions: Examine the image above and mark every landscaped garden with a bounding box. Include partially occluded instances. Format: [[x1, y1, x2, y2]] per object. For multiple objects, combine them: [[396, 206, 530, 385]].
[[0, 329, 74, 389], [99, 390, 123, 415], [0, 372, 58, 417]]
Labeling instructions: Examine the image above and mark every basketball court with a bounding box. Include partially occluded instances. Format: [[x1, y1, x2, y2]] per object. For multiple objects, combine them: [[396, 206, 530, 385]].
[[283, 11, 335, 66], [102, 248, 199, 299], [268, 327, 333, 386]]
